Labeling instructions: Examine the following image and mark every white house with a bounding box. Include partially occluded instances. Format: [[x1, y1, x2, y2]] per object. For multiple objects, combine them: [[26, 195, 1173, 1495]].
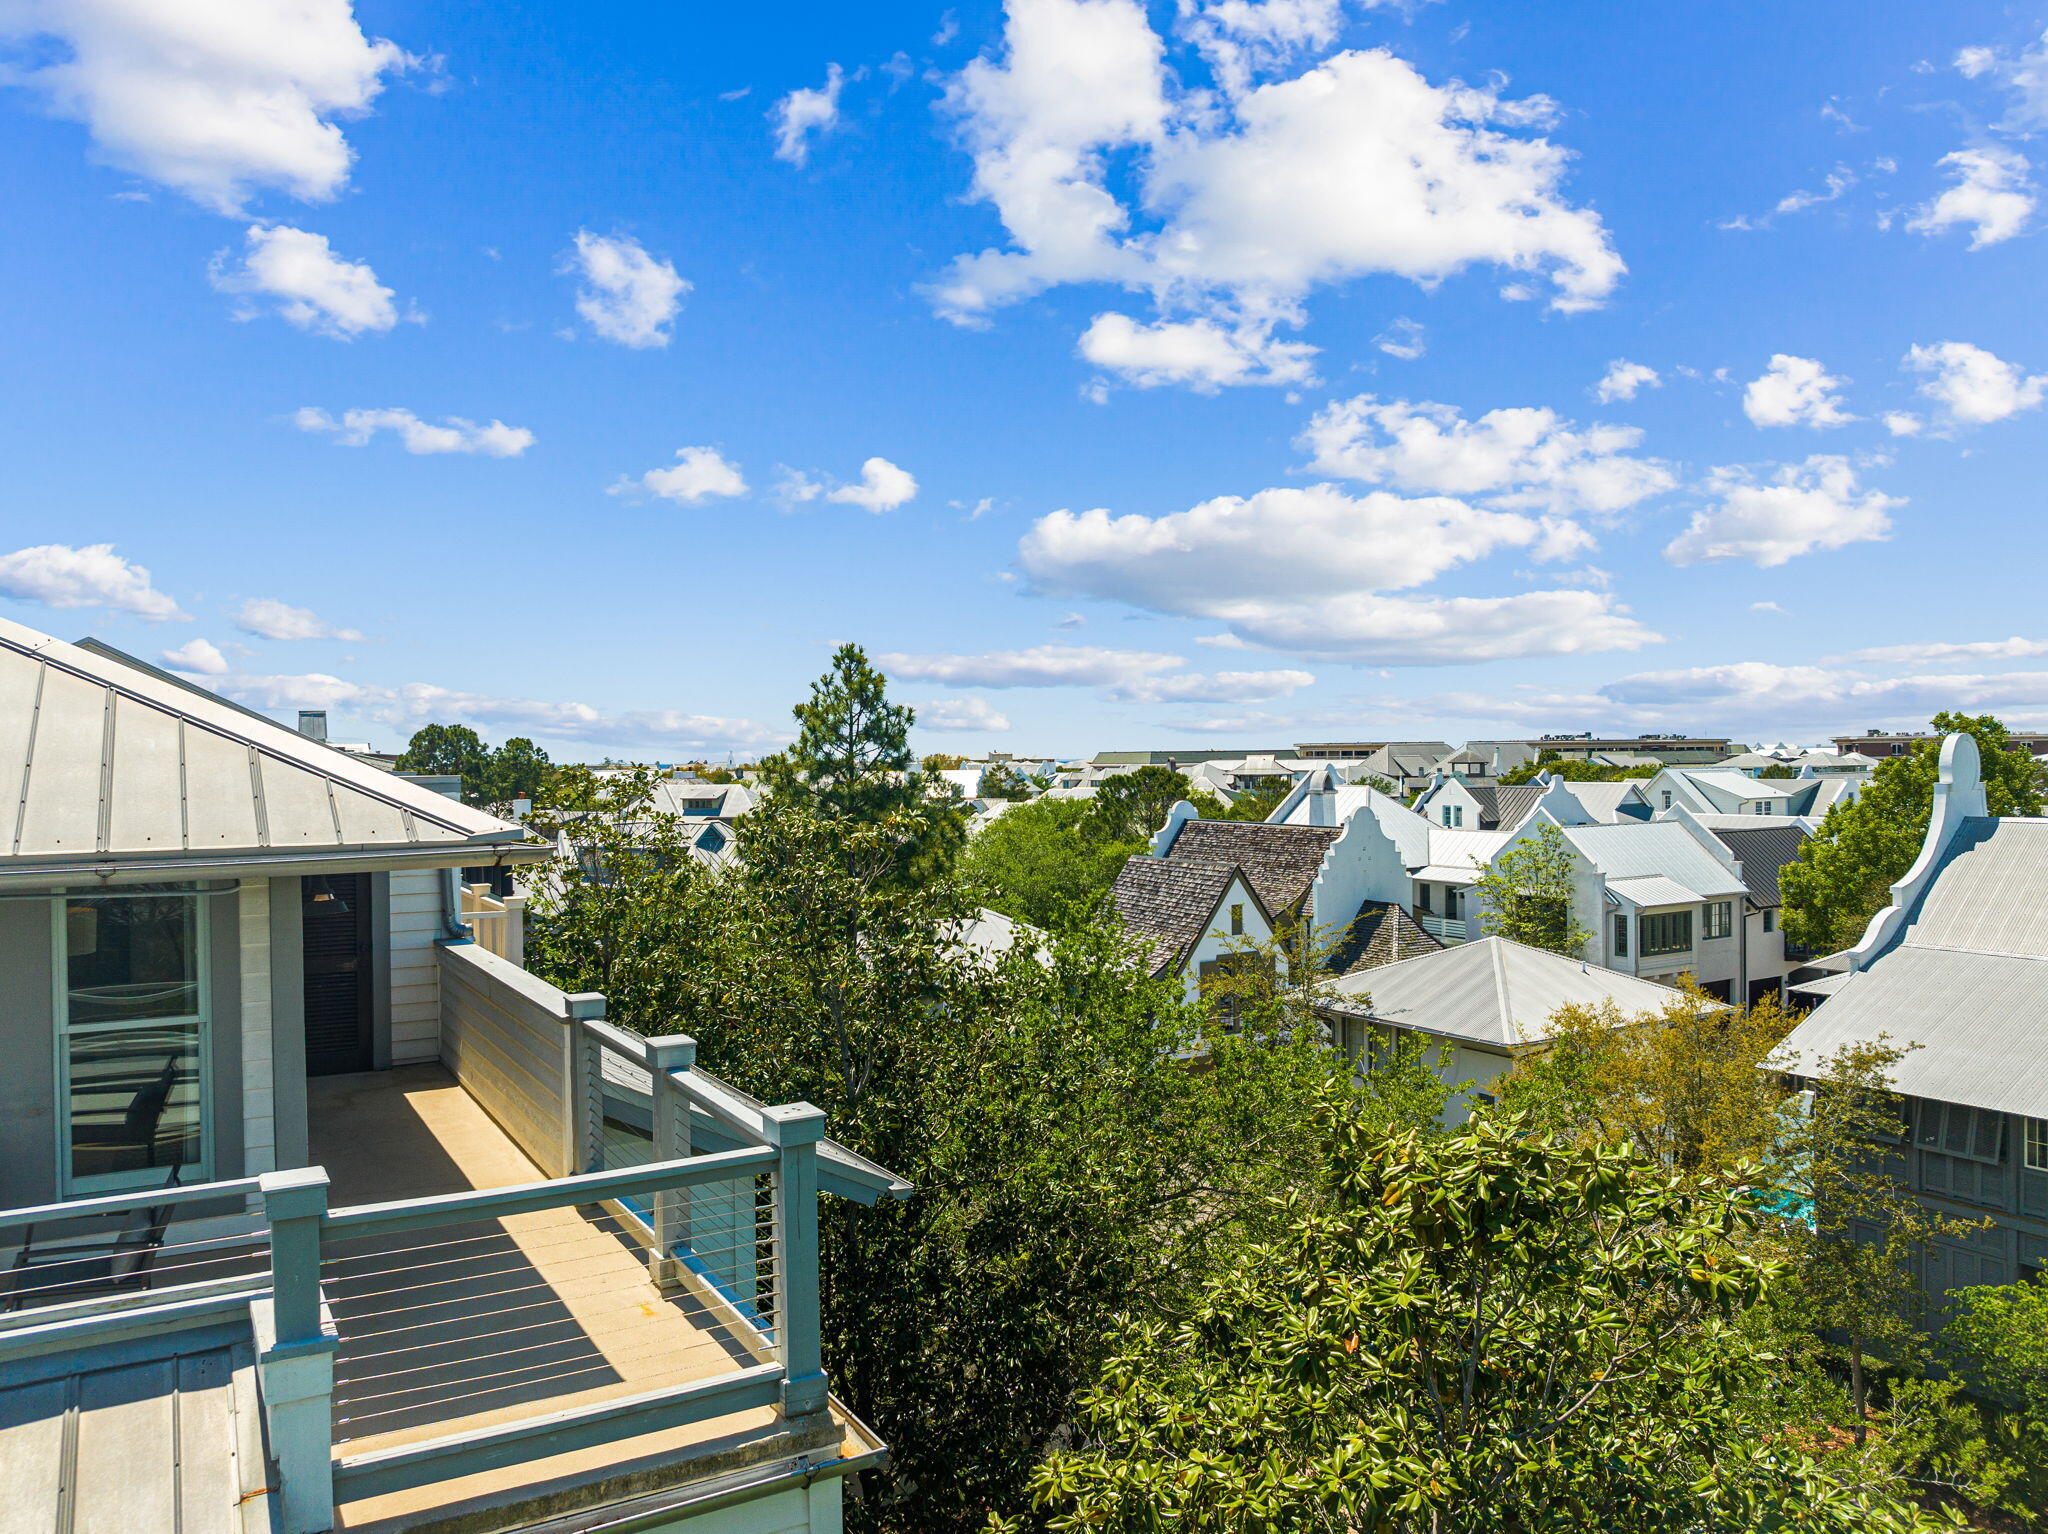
[[0, 618, 897, 1534]]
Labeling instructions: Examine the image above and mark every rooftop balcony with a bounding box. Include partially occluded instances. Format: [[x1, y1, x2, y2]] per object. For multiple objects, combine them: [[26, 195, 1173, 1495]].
[[0, 941, 896, 1534]]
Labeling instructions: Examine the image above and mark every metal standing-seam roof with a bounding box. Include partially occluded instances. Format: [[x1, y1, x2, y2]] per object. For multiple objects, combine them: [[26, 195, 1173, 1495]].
[[1608, 873, 1714, 908], [1316, 935, 1687, 1048], [0, 617, 538, 879], [1563, 820, 1747, 897], [1779, 818, 2048, 1118], [1709, 822, 1811, 908]]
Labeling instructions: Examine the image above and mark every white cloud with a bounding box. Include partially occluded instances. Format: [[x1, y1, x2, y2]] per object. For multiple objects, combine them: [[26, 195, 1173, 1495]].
[[564, 231, 688, 348], [1078, 311, 1316, 389], [826, 457, 919, 513], [1906, 146, 2035, 248], [162, 637, 228, 675], [207, 672, 782, 753], [1883, 411, 1923, 436], [1748, 601, 1790, 616], [1017, 482, 1655, 663], [611, 447, 749, 506], [1836, 636, 2048, 666], [932, 2, 1621, 388], [293, 406, 534, 457], [1903, 340, 2047, 430], [233, 597, 362, 642], [1955, 30, 2048, 133], [1741, 354, 1855, 429], [1774, 166, 1855, 216], [1663, 456, 1900, 568], [0, 0, 414, 213], [1592, 359, 1659, 403], [914, 696, 1013, 731], [1178, 0, 1349, 97], [1374, 317, 1426, 360], [0, 542, 186, 620], [210, 224, 403, 338], [1300, 396, 1676, 516], [880, 643, 1314, 703], [771, 64, 844, 165]]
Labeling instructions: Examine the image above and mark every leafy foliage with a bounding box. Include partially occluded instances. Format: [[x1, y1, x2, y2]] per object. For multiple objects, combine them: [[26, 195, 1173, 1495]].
[[1083, 765, 1210, 843], [1498, 749, 1657, 785], [999, 1095, 1959, 1533], [959, 795, 1145, 927], [393, 723, 554, 809], [1473, 819, 1589, 956], [1780, 713, 2044, 953]]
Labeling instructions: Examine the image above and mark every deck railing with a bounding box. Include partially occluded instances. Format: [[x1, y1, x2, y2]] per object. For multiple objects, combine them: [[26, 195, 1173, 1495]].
[[458, 882, 527, 964]]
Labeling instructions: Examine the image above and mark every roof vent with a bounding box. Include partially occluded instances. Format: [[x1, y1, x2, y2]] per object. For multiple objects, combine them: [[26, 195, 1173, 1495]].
[[297, 710, 328, 743]]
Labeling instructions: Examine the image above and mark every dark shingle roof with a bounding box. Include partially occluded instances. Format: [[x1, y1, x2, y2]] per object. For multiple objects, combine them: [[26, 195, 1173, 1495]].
[[1329, 900, 1442, 975], [1464, 784, 1544, 830], [1166, 820, 1341, 915], [1110, 855, 1242, 974], [1709, 822, 1811, 908]]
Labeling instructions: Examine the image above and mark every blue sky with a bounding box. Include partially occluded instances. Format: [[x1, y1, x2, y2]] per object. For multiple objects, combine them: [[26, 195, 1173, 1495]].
[[4, 1, 2048, 760]]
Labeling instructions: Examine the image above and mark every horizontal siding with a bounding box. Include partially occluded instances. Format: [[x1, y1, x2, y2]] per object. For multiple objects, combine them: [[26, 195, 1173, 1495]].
[[439, 945, 572, 1176], [388, 870, 442, 1064]]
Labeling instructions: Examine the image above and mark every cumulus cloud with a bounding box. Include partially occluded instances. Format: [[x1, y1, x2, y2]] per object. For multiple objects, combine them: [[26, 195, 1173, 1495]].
[[0, 542, 186, 620], [210, 224, 403, 338], [0, 0, 415, 213], [1906, 146, 2035, 248], [207, 672, 782, 753], [879, 643, 1313, 702], [1902, 340, 2047, 430], [1078, 311, 1316, 389], [610, 447, 749, 506], [233, 597, 363, 642], [931, 1, 1621, 388], [827, 457, 919, 512], [913, 696, 1012, 731], [293, 406, 534, 457], [1956, 30, 2048, 133], [1663, 456, 1900, 568], [1741, 354, 1856, 428], [1017, 482, 1656, 663], [162, 637, 229, 675], [1592, 359, 1659, 403], [564, 231, 688, 348], [1300, 396, 1676, 516], [771, 64, 844, 164]]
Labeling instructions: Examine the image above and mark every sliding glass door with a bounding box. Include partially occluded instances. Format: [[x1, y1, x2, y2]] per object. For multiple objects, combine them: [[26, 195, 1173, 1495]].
[[54, 892, 210, 1193]]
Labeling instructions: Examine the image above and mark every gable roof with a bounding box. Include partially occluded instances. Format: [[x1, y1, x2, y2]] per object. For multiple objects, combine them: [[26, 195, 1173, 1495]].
[[0, 618, 537, 880], [1466, 783, 1545, 831], [1316, 935, 1686, 1048], [1165, 819, 1340, 915], [1553, 779, 1648, 823], [1709, 822, 1810, 908], [1328, 899, 1441, 975], [1110, 854, 1264, 974], [1562, 820, 1747, 897]]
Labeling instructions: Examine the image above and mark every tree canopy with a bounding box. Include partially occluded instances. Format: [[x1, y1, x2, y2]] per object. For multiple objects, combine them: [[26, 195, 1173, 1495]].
[[959, 795, 1145, 928], [1474, 819, 1589, 956], [1780, 713, 2044, 953], [393, 723, 554, 809]]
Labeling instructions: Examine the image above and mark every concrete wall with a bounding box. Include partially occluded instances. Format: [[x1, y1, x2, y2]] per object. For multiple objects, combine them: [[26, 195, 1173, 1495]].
[[439, 941, 573, 1176]]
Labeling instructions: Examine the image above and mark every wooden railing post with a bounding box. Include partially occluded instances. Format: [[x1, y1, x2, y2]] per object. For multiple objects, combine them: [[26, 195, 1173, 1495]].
[[762, 1102, 828, 1424], [560, 994, 606, 1177], [645, 1034, 696, 1287], [257, 1168, 337, 1534]]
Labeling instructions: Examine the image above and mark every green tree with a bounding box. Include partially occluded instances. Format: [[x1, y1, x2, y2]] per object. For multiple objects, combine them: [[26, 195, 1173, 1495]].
[[1084, 765, 1211, 843], [979, 762, 1039, 800], [1781, 714, 2044, 953], [1217, 777, 1290, 822], [525, 803, 1354, 1532], [479, 735, 553, 806], [922, 752, 967, 772], [959, 796, 1144, 927], [759, 643, 965, 881], [999, 1095, 1958, 1533], [1473, 819, 1590, 956], [1758, 762, 1801, 780], [394, 722, 491, 789]]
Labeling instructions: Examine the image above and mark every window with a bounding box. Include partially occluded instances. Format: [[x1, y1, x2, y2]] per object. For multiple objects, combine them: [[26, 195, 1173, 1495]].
[[1639, 910, 1693, 956], [1703, 901, 1733, 940], [1762, 909, 1776, 933], [1917, 1101, 2006, 1165], [1443, 886, 1464, 920], [56, 894, 209, 1193], [1416, 883, 1433, 913], [1612, 913, 1629, 957], [1230, 902, 1244, 936], [1752, 802, 1772, 816], [2027, 1117, 2048, 1172], [1660, 791, 1672, 809]]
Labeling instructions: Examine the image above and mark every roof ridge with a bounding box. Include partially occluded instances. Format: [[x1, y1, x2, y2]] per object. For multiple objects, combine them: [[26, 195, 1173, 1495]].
[[1490, 935, 1513, 1039]]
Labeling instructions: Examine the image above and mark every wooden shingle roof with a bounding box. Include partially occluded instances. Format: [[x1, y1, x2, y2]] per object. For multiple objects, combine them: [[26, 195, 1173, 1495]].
[[1165, 820, 1340, 916], [1110, 854, 1253, 974]]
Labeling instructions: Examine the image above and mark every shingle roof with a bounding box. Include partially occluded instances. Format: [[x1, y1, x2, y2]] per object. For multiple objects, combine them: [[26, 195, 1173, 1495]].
[[0, 618, 535, 878], [1709, 822, 1810, 908], [1110, 854, 1243, 974], [1329, 900, 1441, 975], [1317, 936, 1687, 1047], [1166, 820, 1339, 915]]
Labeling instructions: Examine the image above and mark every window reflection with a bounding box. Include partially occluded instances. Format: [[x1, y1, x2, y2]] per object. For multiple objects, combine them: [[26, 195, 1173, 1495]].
[[66, 896, 199, 1024], [67, 1024, 203, 1182]]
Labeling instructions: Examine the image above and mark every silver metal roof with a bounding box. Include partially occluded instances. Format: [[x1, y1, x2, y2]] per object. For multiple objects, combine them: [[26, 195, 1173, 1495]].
[[1563, 821, 1748, 897], [1608, 873, 1711, 908], [0, 618, 534, 879], [1779, 817, 2048, 1116], [1318, 935, 1686, 1048], [0, 1340, 268, 1534]]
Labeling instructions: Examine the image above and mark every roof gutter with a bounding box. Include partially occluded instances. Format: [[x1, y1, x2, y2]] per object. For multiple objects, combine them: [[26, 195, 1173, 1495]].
[[0, 840, 552, 887]]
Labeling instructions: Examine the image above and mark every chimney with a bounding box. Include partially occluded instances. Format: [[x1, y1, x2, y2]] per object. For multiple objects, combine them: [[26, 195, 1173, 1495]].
[[297, 710, 328, 743], [1308, 767, 1337, 826]]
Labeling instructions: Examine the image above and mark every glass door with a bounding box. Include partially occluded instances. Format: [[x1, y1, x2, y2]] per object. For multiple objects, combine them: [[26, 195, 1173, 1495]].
[[55, 893, 209, 1193]]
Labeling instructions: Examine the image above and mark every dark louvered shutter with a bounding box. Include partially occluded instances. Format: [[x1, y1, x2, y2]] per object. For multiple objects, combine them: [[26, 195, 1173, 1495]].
[[303, 873, 374, 1075]]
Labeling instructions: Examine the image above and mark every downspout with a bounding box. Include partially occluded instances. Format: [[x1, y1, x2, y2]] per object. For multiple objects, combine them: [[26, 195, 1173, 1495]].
[[441, 865, 474, 944]]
